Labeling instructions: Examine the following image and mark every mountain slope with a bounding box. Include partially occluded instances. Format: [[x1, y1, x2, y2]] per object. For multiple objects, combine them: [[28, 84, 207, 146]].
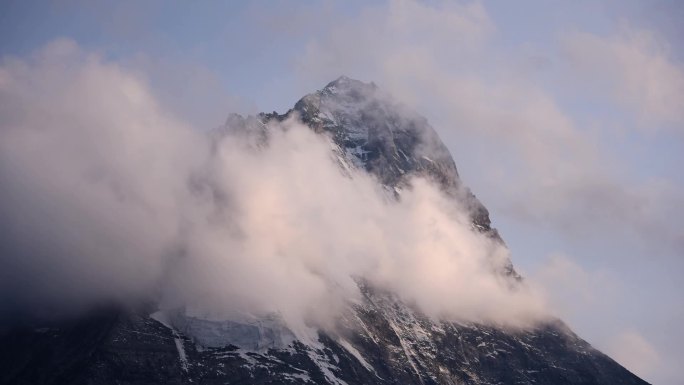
[[263, 76, 513, 275], [0, 77, 648, 385], [261, 76, 496, 237]]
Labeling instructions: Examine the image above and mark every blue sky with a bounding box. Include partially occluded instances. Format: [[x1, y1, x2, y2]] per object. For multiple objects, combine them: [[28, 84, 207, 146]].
[[1, 1, 682, 383]]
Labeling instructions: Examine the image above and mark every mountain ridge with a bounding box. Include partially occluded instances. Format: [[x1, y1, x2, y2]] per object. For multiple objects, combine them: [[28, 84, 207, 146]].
[[0, 77, 648, 385]]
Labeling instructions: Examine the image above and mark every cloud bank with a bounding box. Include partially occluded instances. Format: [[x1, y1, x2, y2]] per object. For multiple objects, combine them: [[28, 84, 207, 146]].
[[0, 40, 546, 331]]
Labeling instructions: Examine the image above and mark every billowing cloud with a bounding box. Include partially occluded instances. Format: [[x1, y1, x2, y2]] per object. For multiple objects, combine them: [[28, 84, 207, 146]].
[[0, 38, 205, 315], [0, 40, 546, 332]]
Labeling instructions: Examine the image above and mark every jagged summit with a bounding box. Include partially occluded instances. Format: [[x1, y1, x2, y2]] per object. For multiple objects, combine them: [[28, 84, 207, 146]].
[[225, 77, 511, 272], [322, 75, 378, 95], [220, 77, 500, 245], [255, 77, 501, 243]]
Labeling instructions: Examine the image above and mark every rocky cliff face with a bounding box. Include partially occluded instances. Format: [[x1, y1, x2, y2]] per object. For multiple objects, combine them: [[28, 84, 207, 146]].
[[0, 293, 648, 385], [0, 77, 648, 385], [262, 76, 495, 236], [270, 76, 512, 275]]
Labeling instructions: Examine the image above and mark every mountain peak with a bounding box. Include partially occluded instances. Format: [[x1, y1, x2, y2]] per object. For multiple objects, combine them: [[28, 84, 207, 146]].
[[323, 75, 377, 96]]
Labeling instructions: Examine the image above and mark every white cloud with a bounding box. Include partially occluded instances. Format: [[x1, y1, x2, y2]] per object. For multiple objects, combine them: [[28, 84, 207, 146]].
[[0, 38, 206, 313], [0, 39, 546, 331]]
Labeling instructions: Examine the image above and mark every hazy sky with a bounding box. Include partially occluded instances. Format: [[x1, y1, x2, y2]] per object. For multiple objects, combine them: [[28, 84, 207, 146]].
[[1, 1, 682, 384]]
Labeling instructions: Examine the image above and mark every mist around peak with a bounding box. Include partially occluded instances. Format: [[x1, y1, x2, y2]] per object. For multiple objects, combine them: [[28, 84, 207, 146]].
[[0, 40, 548, 334]]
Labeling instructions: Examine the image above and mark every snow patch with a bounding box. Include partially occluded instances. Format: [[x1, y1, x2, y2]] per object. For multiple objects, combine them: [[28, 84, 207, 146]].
[[150, 310, 173, 329], [151, 311, 189, 372], [338, 338, 378, 377], [168, 309, 297, 352], [307, 348, 348, 385], [173, 330, 189, 372]]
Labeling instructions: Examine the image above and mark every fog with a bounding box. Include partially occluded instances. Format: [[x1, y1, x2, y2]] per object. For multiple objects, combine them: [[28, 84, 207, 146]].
[[0, 39, 546, 332]]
